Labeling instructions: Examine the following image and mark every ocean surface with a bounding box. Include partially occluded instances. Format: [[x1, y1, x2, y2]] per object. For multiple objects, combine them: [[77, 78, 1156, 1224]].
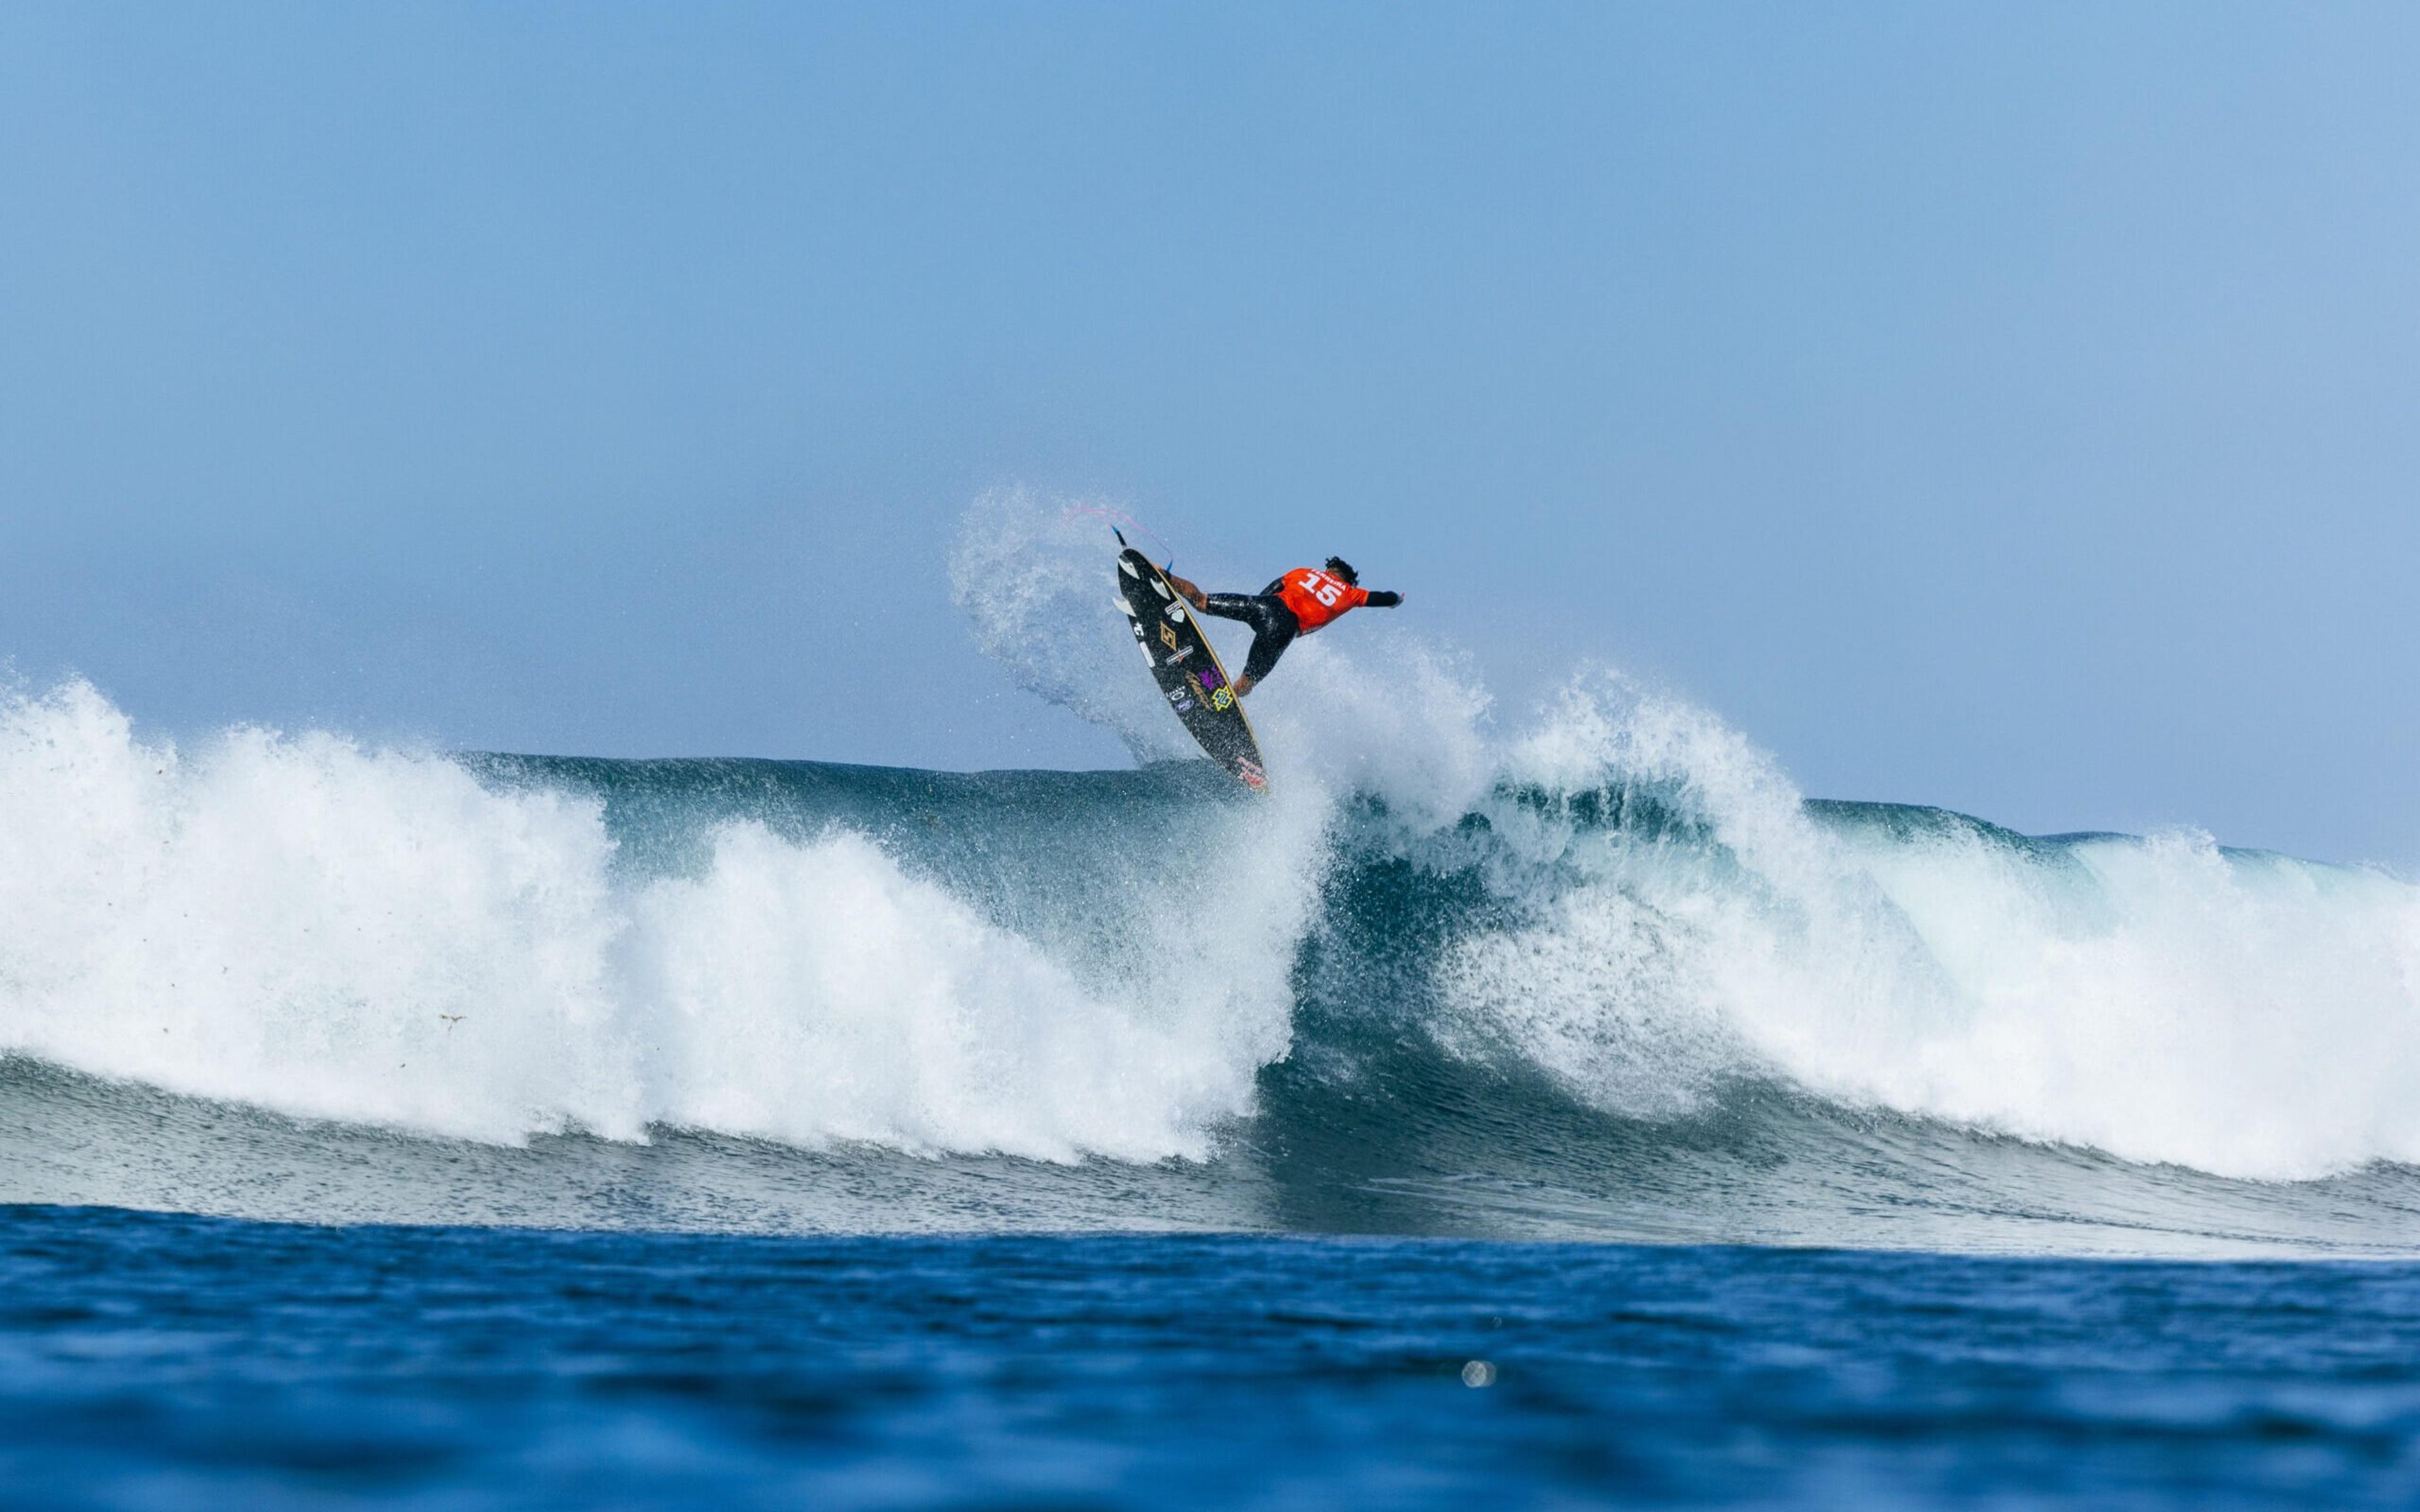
[[8, 1206, 2420, 1510], [4, 511, 2419, 1504]]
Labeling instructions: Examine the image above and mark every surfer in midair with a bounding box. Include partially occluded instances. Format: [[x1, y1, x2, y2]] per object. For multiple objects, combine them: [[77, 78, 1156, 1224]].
[[1161, 558, 1404, 696]]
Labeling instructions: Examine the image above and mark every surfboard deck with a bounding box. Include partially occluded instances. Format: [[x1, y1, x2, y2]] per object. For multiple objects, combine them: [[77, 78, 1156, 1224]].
[[1114, 547, 1268, 792]]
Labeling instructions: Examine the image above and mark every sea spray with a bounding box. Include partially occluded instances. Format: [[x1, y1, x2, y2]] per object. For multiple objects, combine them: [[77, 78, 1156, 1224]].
[[947, 488, 1195, 762]]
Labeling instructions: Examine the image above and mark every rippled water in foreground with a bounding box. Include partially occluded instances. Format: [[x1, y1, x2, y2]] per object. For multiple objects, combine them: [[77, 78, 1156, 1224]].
[[6, 1206, 2419, 1510]]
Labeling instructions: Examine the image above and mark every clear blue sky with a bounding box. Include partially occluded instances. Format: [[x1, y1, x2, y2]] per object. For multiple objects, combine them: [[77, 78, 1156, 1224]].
[[3, 3, 2413, 862]]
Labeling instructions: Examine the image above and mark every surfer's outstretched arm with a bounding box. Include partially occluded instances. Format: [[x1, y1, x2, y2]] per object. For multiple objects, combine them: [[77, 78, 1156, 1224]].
[[1163, 573, 1209, 611]]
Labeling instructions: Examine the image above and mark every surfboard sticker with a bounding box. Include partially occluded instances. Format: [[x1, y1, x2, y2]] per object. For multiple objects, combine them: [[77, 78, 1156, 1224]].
[[1114, 547, 1268, 793]]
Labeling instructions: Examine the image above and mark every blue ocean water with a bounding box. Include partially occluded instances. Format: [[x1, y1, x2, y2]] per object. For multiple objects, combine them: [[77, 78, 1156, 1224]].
[[6, 1206, 2419, 1509], [4, 630, 2420, 1506]]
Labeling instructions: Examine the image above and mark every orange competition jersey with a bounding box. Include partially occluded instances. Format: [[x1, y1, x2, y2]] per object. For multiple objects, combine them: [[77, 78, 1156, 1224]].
[[1273, 567, 1369, 633]]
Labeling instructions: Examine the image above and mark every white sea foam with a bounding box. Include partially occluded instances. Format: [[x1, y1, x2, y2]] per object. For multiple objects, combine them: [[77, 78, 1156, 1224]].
[[1432, 672, 2420, 1180], [0, 680, 1293, 1160]]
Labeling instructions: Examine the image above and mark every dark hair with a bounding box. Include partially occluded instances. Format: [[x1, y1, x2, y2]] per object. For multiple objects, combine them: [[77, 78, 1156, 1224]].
[[1323, 556, 1359, 585]]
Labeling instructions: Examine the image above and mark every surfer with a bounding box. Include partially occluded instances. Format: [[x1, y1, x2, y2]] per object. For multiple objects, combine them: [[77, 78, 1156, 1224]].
[[1161, 558, 1403, 696]]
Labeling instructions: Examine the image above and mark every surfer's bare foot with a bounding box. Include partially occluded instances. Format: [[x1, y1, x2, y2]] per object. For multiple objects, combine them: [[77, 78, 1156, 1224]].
[[1165, 573, 1208, 611]]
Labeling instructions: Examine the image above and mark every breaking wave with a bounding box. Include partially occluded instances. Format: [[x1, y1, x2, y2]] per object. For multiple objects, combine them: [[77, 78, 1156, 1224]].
[[2, 492, 2416, 1252]]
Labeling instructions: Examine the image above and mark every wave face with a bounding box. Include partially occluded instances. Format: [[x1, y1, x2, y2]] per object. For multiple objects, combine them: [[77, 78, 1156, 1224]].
[[4, 658, 2419, 1257]]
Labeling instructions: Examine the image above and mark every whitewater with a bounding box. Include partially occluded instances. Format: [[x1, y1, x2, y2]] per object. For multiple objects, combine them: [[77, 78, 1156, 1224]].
[[4, 497, 2417, 1255]]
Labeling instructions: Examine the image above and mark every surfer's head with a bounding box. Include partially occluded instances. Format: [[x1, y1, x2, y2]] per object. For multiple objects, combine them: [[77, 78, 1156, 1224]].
[[1322, 556, 1359, 586]]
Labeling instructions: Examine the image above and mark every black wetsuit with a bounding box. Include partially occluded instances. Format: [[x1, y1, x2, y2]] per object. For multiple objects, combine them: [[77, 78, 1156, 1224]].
[[1202, 576, 1403, 684], [1201, 579, 1300, 684]]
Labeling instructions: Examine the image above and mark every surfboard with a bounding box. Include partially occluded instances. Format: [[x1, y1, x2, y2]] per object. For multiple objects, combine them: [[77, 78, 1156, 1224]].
[[1114, 544, 1268, 792]]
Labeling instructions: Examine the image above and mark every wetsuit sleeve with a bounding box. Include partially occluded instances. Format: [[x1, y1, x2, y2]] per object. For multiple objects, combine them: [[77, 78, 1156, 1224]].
[[1363, 590, 1401, 608]]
